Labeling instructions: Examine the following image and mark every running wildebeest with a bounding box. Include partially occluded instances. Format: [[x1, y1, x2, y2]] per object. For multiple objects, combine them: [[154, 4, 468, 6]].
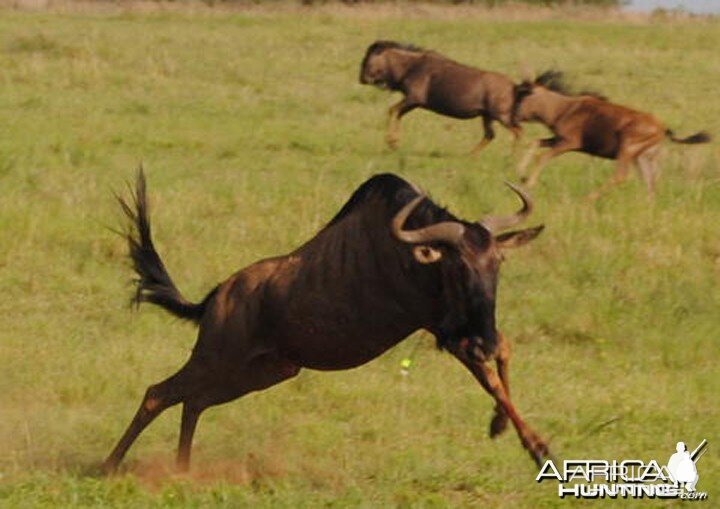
[[359, 41, 522, 152], [512, 70, 711, 199], [103, 170, 548, 474]]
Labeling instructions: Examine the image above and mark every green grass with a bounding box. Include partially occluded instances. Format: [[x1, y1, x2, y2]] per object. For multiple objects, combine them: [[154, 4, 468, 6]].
[[0, 4, 718, 507]]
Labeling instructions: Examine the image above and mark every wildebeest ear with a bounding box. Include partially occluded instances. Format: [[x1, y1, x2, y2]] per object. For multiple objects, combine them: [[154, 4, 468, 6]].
[[495, 225, 544, 249]]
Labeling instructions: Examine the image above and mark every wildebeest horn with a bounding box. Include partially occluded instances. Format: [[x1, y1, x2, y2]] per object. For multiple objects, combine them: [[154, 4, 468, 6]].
[[392, 195, 465, 245], [480, 182, 533, 234]]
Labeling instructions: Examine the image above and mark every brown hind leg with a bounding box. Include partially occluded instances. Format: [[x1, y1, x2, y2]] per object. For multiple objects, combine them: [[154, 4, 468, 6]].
[[636, 145, 661, 196], [103, 352, 300, 475], [447, 337, 550, 467], [102, 368, 191, 474], [471, 116, 496, 155], [176, 402, 203, 472], [175, 352, 300, 472]]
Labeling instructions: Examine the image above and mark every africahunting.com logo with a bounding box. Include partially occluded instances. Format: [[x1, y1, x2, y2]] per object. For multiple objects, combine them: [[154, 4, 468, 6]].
[[537, 439, 708, 500]]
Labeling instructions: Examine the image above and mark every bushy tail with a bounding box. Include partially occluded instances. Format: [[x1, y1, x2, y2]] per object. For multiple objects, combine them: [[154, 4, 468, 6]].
[[116, 168, 215, 324], [666, 129, 711, 144]]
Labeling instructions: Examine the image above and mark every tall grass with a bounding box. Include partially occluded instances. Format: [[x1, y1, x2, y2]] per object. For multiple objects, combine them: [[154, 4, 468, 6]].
[[0, 5, 717, 507]]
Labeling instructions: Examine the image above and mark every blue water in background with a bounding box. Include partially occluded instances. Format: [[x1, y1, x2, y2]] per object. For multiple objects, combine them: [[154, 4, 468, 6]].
[[624, 0, 720, 13]]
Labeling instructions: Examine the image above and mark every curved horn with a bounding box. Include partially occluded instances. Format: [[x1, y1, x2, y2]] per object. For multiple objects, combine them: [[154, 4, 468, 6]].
[[391, 194, 465, 245], [480, 182, 533, 234]]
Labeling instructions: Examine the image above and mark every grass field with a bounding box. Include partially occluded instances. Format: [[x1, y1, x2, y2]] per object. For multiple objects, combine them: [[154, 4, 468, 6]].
[[0, 3, 718, 507]]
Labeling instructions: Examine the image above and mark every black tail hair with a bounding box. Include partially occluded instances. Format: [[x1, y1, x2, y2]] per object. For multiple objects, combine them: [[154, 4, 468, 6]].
[[116, 167, 216, 325], [666, 129, 711, 144]]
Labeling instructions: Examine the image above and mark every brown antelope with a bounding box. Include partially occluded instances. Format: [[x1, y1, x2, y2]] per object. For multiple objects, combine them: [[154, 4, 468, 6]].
[[513, 70, 710, 199], [359, 41, 522, 152], [103, 170, 549, 474]]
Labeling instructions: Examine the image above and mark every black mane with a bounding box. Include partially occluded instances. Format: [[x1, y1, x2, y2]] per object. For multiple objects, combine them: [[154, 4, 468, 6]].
[[366, 40, 424, 54], [535, 70, 608, 101], [535, 69, 568, 94], [327, 173, 456, 228], [361, 40, 425, 71]]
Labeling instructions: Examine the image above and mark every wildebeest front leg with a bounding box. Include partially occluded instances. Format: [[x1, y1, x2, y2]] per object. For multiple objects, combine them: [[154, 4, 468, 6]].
[[521, 137, 578, 188], [586, 155, 632, 201], [387, 98, 417, 149], [489, 331, 511, 438], [508, 125, 524, 155], [448, 337, 550, 467], [471, 116, 496, 154], [516, 139, 540, 178]]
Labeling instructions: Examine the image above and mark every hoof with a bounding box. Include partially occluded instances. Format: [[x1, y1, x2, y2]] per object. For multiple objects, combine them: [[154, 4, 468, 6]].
[[489, 412, 509, 438], [100, 461, 119, 477], [529, 441, 553, 468]]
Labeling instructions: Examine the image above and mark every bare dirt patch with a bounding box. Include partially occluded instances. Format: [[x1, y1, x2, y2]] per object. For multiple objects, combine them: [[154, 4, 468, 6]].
[[126, 453, 286, 491]]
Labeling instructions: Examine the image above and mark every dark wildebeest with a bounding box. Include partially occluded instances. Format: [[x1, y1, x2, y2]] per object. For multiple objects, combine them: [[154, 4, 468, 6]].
[[513, 70, 711, 199], [103, 170, 548, 474], [359, 41, 522, 152]]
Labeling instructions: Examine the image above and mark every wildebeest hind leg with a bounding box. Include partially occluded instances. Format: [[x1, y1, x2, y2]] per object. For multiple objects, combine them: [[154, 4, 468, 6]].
[[175, 352, 301, 472], [448, 338, 550, 467], [102, 368, 190, 474], [636, 145, 660, 196], [177, 402, 204, 473]]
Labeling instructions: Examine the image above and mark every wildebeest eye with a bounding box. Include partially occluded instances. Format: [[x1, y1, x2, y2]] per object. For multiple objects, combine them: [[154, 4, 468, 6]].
[[412, 245, 442, 264]]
